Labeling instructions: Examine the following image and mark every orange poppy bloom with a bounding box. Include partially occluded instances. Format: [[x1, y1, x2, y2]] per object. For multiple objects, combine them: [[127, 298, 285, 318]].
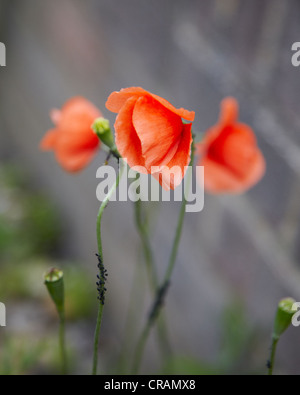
[[40, 97, 102, 172], [197, 97, 265, 194], [106, 87, 195, 190]]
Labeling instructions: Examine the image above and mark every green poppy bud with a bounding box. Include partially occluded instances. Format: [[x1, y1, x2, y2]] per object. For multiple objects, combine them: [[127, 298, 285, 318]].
[[273, 298, 296, 340], [92, 118, 115, 150], [44, 268, 65, 316]]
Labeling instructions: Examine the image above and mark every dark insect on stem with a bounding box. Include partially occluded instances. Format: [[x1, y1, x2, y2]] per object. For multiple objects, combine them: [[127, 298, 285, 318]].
[[148, 281, 171, 323], [96, 253, 108, 305]]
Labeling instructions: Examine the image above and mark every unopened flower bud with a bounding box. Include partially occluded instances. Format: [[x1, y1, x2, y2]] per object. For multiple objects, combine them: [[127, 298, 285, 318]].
[[273, 297, 296, 340], [44, 268, 65, 315], [92, 118, 115, 150]]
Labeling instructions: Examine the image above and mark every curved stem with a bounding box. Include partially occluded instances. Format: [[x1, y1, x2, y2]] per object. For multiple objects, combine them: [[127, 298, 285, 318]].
[[134, 197, 158, 290], [115, 250, 146, 374], [134, 197, 172, 357], [132, 323, 152, 375], [92, 160, 124, 376], [268, 336, 279, 376], [59, 311, 67, 375], [132, 143, 195, 374]]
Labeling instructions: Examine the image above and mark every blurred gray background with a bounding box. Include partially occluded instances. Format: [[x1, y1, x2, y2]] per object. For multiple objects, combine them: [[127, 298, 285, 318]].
[[1, 0, 300, 374]]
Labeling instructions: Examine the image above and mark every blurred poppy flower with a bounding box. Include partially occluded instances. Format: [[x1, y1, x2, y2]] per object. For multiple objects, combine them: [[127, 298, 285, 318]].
[[197, 97, 265, 194], [106, 87, 195, 190], [40, 97, 102, 172]]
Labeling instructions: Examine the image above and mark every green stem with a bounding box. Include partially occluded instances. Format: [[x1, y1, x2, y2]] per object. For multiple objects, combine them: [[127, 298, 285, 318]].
[[92, 304, 104, 376], [115, 250, 145, 374], [134, 197, 172, 358], [132, 142, 195, 374], [132, 323, 152, 375], [59, 311, 67, 375], [92, 160, 124, 376], [268, 336, 279, 376], [134, 197, 158, 290]]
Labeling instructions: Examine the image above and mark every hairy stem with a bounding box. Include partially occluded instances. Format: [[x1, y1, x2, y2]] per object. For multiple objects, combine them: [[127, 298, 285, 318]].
[[134, 197, 158, 290], [92, 160, 124, 375], [268, 336, 279, 376], [59, 311, 67, 375]]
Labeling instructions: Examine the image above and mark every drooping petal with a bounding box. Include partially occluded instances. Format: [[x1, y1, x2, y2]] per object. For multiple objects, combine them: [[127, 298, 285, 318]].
[[149, 92, 195, 122], [152, 123, 193, 190], [198, 97, 266, 194], [50, 109, 62, 125], [40, 129, 59, 150], [114, 96, 146, 170], [55, 146, 98, 173], [200, 148, 265, 194], [106, 87, 148, 113], [133, 95, 184, 169], [200, 125, 223, 153], [207, 123, 258, 177], [218, 125, 258, 177], [239, 150, 266, 190], [61, 96, 101, 118], [219, 97, 239, 126], [40, 97, 102, 172], [200, 157, 243, 193], [58, 97, 102, 137], [57, 127, 99, 152], [106, 87, 195, 121]]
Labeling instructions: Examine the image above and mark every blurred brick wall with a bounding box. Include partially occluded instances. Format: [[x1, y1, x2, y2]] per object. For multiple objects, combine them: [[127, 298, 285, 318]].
[[1, 0, 300, 373]]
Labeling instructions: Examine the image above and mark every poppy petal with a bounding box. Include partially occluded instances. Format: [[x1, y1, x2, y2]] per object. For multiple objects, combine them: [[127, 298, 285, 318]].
[[207, 123, 258, 177], [58, 97, 102, 136], [57, 128, 99, 152], [218, 124, 257, 176], [152, 123, 193, 190], [200, 125, 222, 153], [198, 97, 266, 194], [106, 87, 195, 121], [240, 150, 266, 190], [60, 96, 101, 116], [106, 87, 148, 113], [114, 96, 146, 170], [40, 129, 59, 150], [55, 147, 98, 173], [133, 95, 184, 169], [201, 157, 244, 193], [50, 109, 62, 125], [219, 97, 239, 126], [41, 97, 102, 173], [201, 149, 265, 194], [149, 92, 195, 122]]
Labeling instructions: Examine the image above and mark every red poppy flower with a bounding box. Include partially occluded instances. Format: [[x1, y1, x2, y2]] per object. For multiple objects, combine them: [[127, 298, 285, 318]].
[[106, 87, 195, 190], [40, 97, 102, 172], [197, 97, 265, 194]]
